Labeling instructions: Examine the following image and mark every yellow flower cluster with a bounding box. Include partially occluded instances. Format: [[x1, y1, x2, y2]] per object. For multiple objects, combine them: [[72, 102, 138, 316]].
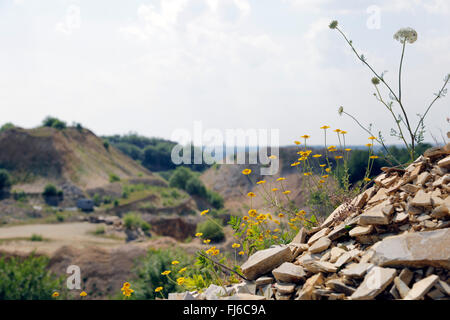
[[121, 282, 134, 298]]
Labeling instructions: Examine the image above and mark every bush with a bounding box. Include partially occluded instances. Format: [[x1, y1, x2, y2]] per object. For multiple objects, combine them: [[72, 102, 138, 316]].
[[103, 140, 110, 150], [196, 219, 225, 243], [30, 234, 43, 242], [42, 116, 66, 130], [109, 173, 120, 183], [185, 176, 207, 197], [132, 249, 195, 300], [0, 169, 11, 191], [168, 167, 193, 190], [207, 191, 224, 209], [12, 189, 27, 202], [42, 184, 62, 198], [0, 254, 63, 300], [0, 122, 15, 132], [123, 212, 150, 231]]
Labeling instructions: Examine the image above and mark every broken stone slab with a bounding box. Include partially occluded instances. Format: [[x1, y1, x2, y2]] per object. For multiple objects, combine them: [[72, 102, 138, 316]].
[[349, 225, 373, 237], [350, 191, 369, 209], [291, 228, 307, 244], [258, 284, 274, 300], [411, 189, 432, 207], [417, 172, 431, 185], [255, 276, 274, 286], [272, 262, 306, 283], [274, 282, 296, 295], [404, 275, 439, 300], [303, 260, 338, 273], [307, 227, 331, 245], [398, 268, 414, 286], [329, 247, 347, 263], [393, 211, 409, 223], [295, 252, 321, 266], [295, 273, 324, 300], [204, 284, 228, 300], [427, 288, 445, 300], [436, 280, 450, 296], [320, 204, 347, 228], [308, 237, 331, 254], [326, 279, 356, 296], [394, 277, 410, 299], [367, 188, 388, 205], [340, 262, 374, 278], [327, 223, 350, 241], [400, 184, 420, 194], [350, 266, 397, 300], [241, 245, 292, 280], [369, 228, 450, 269], [437, 155, 450, 168], [358, 201, 390, 225]]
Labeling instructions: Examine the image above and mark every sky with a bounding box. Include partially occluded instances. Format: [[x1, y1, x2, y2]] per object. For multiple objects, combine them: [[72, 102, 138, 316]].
[[0, 0, 449, 147]]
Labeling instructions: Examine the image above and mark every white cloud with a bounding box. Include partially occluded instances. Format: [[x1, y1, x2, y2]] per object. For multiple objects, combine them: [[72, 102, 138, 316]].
[[13, 0, 25, 5], [55, 5, 81, 35]]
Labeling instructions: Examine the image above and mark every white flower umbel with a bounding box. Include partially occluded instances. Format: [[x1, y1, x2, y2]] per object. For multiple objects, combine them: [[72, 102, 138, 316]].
[[393, 27, 418, 44]]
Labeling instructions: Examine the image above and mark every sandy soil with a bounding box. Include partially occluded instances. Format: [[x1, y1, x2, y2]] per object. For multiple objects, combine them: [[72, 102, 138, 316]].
[[0, 222, 124, 255]]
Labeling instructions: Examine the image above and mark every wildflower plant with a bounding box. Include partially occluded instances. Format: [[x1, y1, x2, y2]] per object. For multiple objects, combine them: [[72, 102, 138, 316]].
[[330, 20, 449, 164]]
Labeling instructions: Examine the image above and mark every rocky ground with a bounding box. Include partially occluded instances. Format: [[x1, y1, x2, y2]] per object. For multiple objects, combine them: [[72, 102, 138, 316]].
[[169, 143, 450, 300]]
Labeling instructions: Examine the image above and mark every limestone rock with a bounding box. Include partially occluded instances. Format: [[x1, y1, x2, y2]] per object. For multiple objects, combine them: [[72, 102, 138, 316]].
[[340, 263, 374, 278], [307, 227, 330, 245], [437, 155, 450, 168], [326, 279, 356, 296], [411, 189, 432, 207], [404, 275, 439, 300], [369, 229, 450, 269], [308, 237, 331, 254], [272, 262, 306, 283], [358, 201, 390, 225], [241, 245, 292, 280], [349, 225, 373, 237], [350, 267, 397, 300]]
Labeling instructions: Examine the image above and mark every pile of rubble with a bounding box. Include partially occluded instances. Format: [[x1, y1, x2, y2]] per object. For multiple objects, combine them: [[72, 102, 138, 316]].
[[170, 142, 450, 300]]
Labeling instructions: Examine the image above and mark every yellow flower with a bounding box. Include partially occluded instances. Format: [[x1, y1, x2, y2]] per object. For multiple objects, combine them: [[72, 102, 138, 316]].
[[364, 177, 371, 182], [345, 148, 352, 151], [303, 172, 312, 176], [333, 129, 341, 133], [340, 130, 347, 134], [370, 155, 379, 159], [52, 292, 59, 298], [171, 260, 180, 265], [200, 209, 209, 216], [155, 287, 163, 293], [203, 239, 211, 244], [273, 219, 280, 225], [80, 291, 87, 297], [248, 209, 257, 217], [319, 180, 325, 184], [325, 168, 331, 173], [312, 154, 322, 158], [243, 216, 249, 221], [212, 249, 220, 256], [273, 228, 280, 232], [327, 145, 336, 150], [294, 140, 301, 145], [238, 251, 245, 255], [291, 162, 300, 167], [365, 143, 373, 148], [247, 192, 256, 197], [161, 270, 171, 276], [123, 282, 130, 288], [322, 175, 329, 178], [320, 125, 330, 129], [271, 188, 278, 192], [301, 135, 310, 139], [319, 164, 326, 167], [269, 155, 277, 159], [242, 168, 252, 175], [329, 148, 337, 152], [335, 155, 343, 159], [278, 213, 285, 218], [177, 277, 185, 285], [256, 180, 266, 184], [195, 232, 203, 237], [276, 177, 285, 181], [232, 243, 241, 248], [272, 235, 278, 240], [368, 136, 377, 140], [178, 267, 187, 273], [282, 190, 291, 195]]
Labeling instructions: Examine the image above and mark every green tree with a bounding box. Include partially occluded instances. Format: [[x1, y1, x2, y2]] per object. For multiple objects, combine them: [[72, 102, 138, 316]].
[[0, 169, 11, 191]]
